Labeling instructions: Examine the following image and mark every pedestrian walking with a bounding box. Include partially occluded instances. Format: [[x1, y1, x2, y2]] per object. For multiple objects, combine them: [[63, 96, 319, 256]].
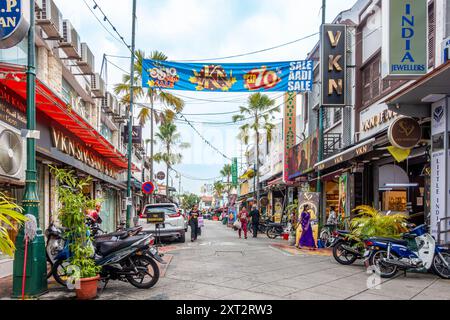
[[198, 212, 204, 236], [237, 206, 249, 239], [299, 204, 316, 250], [249, 205, 260, 238], [327, 206, 338, 226], [188, 204, 200, 242]]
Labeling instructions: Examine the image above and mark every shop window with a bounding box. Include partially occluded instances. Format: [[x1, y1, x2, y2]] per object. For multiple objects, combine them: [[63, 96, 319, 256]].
[[361, 53, 406, 107], [428, 1, 436, 68]]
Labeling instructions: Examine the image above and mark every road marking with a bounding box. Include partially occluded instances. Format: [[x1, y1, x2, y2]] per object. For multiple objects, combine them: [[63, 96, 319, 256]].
[[269, 245, 294, 256]]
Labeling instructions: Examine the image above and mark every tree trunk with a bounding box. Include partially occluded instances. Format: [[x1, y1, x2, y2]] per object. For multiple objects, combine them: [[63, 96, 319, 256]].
[[255, 113, 260, 211], [166, 145, 170, 198]]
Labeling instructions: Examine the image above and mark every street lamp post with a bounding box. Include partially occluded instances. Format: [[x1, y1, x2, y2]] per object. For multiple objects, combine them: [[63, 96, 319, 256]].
[[12, 0, 48, 297], [126, 0, 137, 228]]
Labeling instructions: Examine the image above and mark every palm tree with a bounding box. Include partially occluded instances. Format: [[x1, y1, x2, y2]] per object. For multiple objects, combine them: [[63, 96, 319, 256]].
[[213, 181, 225, 203], [114, 50, 184, 200], [220, 164, 232, 195], [153, 121, 190, 197], [232, 93, 279, 209]]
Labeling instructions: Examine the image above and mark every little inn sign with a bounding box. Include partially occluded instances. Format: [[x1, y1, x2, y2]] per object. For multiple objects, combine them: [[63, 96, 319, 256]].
[[51, 127, 119, 178]]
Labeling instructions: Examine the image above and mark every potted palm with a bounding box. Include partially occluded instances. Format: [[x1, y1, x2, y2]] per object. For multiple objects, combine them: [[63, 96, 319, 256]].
[[50, 166, 100, 300], [0, 192, 26, 257]]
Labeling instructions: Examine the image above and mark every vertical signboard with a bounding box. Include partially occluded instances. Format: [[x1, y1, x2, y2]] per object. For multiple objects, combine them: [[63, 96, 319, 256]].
[[381, 0, 428, 79], [283, 92, 297, 183], [231, 157, 238, 187], [431, 100, 447, 242], [321, 24, 347, 107]]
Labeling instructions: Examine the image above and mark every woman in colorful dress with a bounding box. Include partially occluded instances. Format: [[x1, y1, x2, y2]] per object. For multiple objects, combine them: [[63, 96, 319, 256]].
[[299, 204, 316, 250]]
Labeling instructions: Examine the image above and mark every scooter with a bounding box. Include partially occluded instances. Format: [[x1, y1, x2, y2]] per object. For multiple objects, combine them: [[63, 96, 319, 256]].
[[266, 222, 288, 239], [52, 232, 165, 289], [331, 230, 365, 265], [364, 224, 450, 279]]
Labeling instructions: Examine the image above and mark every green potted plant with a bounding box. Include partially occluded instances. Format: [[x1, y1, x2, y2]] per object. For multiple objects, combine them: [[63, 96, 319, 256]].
[[0, 192, 26, 257], [50, 166, 100, 300]]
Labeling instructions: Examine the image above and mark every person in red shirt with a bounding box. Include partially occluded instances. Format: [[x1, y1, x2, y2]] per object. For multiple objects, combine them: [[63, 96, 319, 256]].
[[237, 206, 249, 239]]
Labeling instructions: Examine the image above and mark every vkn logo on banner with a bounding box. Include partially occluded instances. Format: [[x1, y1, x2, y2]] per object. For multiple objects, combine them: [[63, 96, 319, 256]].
[[142, 60, 314, 92]]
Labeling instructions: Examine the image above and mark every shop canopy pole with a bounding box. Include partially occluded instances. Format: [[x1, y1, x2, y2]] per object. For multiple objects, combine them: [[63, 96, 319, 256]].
[[12, 0, 48, 298], [126, 0, 137, 228]]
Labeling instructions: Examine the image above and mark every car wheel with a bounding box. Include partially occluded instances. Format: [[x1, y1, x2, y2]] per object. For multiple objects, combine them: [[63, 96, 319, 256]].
[[178, 230, 186, 243]]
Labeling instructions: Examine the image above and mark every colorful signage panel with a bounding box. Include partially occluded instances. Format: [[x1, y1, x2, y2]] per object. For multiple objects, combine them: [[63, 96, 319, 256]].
[[287, 130, 319, 180], [382, 0, 428, 78], [142, 60, 314, 92], [321, 24, 347, 106], [0, 0, 30, 49], [283, 92, 297, 183], [231, 157, 238, 187]]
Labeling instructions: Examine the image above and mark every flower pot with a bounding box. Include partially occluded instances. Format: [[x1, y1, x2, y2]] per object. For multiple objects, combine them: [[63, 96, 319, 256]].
[[75, 275, 100, 300]]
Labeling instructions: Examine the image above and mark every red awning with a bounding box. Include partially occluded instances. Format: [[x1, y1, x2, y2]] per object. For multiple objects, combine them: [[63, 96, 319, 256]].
[[0, 63, 137, 171]]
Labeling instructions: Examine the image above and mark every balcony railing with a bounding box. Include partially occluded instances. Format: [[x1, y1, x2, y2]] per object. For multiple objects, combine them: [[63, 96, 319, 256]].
[[323, 133, 342, 159]]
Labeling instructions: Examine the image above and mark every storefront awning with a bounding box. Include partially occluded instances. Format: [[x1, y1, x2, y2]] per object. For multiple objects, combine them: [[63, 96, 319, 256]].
[[386, 61, 450, 117], [314, 138, 376, 171], [268, 176, 284, 186], [239, 168, 255, 180], [0, 63, 136, 172]]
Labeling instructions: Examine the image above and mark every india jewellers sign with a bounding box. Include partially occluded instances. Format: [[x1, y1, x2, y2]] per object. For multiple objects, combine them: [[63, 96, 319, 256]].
[[381, 0, 427, 79], [51, 127, 119, 179]]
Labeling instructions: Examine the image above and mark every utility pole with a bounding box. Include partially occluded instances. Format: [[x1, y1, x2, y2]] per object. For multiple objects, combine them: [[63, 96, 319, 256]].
[[126, 0, 137, 228], [317, 0, 326, 225], [149, 101, 154, 203], [12, 0, 48, 297]]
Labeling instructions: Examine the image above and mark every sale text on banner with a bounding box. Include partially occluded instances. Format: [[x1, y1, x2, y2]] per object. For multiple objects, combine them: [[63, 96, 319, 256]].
[[142, 60, 314, 93]]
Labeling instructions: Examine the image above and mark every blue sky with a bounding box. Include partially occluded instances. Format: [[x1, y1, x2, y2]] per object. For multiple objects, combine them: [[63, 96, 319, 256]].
[[54, 0, 356, 194]]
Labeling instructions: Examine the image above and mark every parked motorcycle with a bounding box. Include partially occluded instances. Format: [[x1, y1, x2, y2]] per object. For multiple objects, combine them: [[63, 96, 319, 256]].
[[248, 218, 271, 235], [266, 222, 288, 239], [52, 232, 164, 289], [331, 230, 365, 265], [364, 224, 450, 279]]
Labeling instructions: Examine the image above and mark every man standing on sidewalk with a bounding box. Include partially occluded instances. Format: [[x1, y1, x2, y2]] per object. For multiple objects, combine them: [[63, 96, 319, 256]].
[[249, 205, 260, 238], [189, 205, 200, 242]]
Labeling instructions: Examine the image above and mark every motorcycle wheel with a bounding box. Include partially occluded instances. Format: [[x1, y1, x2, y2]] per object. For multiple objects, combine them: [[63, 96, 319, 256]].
[[369, 250, 398, 278], [431, 252, 450, 279], [332, 241, 358, 265], [126, 255, 160, 289], [320, 230, 332, 248], [51, 259, 71, 287], [266, 227, 279, 239]]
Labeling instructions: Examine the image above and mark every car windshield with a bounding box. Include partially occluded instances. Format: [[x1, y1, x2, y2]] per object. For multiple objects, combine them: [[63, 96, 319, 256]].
[[144, 206, 177, 215]]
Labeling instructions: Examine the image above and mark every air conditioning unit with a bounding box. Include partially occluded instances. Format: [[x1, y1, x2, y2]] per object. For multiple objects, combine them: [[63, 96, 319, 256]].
[[77, 43, 95, 75], [35, 0, 63, 40], [101, 92, 114, 113], [113, 104, 127, 123], [91, 73, 105, 98], [111, 96, 120, 115], [0, 124, 26, 182], [60, 20, 81, 59], [35, 0, 43, 11]]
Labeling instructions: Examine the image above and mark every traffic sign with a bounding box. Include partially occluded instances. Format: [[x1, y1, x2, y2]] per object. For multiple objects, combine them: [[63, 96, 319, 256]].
[[142, 181, 156, 195], [156, 171, 166, 180]]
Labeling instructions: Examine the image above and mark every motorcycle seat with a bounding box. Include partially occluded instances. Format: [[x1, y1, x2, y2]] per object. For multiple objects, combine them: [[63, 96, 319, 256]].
[[97, 235, 146, 256], [95, 231, 129, 240], [370, 237, 408, 246], [267, 223, 283, 227]]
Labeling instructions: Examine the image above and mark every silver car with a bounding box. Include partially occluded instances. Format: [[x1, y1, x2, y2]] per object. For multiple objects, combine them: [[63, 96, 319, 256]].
[[139, 203, 186, 243]]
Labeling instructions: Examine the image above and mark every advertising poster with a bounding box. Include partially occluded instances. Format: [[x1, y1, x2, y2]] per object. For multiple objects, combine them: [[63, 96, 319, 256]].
[[274, 198, 283, 223], [287, 130, 319, 180], [338, 174, 348, 218], [142, 60, 314, 92], [296, 192, 320, 246]]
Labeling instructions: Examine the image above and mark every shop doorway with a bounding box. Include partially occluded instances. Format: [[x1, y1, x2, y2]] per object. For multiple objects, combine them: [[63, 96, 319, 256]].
[[101, 189, 116, 233]]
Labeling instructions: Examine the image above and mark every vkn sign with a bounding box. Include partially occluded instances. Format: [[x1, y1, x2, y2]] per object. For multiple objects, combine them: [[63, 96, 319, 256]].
[[321, 24, 347, 107], [0, 0, 30, 49], [382, 0, 427, 79]]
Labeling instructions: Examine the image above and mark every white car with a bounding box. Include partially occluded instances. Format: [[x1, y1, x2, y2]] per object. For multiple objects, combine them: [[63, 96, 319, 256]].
[[139, 203, 186, 243]]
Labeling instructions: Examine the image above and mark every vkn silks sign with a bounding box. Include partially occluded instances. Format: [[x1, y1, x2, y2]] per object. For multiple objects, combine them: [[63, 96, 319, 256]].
[[0, 0, 30, 49], [142, 60, 314, 93], [321, 24, 347, 107], [382, 0, 427, 78]]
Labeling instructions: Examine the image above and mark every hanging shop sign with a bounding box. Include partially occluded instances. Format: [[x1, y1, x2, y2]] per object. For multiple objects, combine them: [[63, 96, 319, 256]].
[[156, 171, 166, 181], [123, 125, 143, 144], [443, 38, 450, 63], [0, 0, 30, 49], [51, 127, 119, 179], [283, 92, 297, 183], [142, 60, 314, 93], [321, 24, 347, 106], [381, 0, 428, 79], [388, 117, 421, 149], [287, 130, 319, 180], [0, 85, 26, 129], [231, 157, 238, 187]]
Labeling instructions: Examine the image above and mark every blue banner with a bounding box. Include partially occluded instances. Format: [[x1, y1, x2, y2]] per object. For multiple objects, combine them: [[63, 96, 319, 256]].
[[142, 60, 314, 92]]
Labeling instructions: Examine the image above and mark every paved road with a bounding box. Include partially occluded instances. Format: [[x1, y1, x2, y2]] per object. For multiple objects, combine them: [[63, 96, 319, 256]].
[[34, 220, 450, 300]]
